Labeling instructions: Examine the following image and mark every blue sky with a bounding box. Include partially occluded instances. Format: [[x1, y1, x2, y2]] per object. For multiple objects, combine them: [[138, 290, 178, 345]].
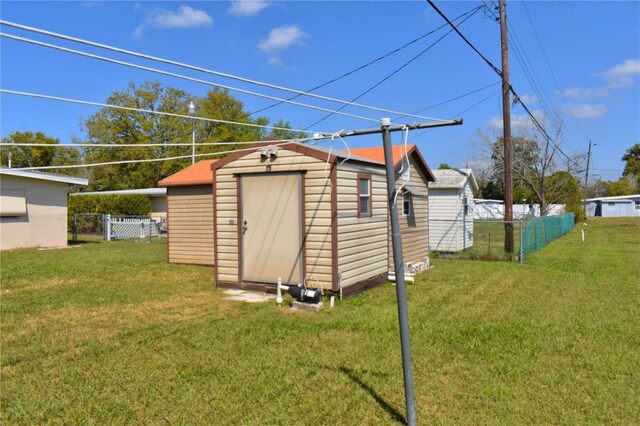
[[1, 1, 639, 182]]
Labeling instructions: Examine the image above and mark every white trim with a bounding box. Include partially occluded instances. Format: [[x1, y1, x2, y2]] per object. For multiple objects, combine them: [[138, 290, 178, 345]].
[[0, 168, 87, 186]]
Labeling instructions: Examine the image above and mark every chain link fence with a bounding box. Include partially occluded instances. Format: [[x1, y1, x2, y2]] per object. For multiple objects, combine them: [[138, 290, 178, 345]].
[[430, 215, 575, 263]]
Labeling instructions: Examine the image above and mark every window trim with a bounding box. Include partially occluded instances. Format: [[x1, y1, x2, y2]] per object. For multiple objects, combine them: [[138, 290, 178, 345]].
[[357, 174, 372, 218], [402, 191, 411, 216]]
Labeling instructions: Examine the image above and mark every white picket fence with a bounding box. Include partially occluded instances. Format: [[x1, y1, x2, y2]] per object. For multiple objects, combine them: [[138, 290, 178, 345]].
[[105, 215, 159, 240]]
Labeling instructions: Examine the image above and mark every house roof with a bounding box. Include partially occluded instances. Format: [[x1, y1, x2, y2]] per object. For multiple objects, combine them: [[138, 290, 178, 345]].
[[71, 188, 166, 196], [347, 144, 436, 181], [0, 168, 88, 186], [158, 159, 218, 187], [586, 194, 640, 202], [429, 168, 479, 192]]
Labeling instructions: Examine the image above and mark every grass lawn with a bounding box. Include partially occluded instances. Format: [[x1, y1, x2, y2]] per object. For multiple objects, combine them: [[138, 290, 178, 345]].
[[1, 218, 639, 424]]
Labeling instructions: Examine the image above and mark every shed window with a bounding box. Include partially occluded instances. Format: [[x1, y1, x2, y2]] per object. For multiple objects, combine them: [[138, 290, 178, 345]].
[[0, 189, 27, 217], [358, 176, 372, 217], [402, 192, 411, 216]]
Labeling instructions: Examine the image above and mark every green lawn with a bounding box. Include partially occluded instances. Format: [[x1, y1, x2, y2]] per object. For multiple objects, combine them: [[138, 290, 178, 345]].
[[1, 218, 639, 424]]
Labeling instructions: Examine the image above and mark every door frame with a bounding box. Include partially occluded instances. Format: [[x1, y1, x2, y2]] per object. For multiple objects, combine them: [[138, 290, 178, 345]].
[[237, 171, 306, 287]]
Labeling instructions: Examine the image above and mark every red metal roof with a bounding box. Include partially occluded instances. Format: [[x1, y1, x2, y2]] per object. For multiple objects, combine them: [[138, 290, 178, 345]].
[[158, 159, 217, 187], [348, 145, 415, 167]]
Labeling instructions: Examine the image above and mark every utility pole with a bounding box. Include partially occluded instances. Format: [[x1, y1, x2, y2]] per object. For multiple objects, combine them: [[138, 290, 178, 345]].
[[583, 140, 593, 216], [499, 0, 514, 254], [381, 118, 416, 426]]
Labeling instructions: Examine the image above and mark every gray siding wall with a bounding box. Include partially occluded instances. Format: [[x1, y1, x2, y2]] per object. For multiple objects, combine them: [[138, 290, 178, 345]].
[[215, 149, 333, 289], [167, 185, 214, 265], [392, 156, 429, 267], [336, 163, 388, 288], [428, 182, 474, 252]]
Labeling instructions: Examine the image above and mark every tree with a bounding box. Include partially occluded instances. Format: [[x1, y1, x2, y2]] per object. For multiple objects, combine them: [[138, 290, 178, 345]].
[[267, 119, 308, 141], [0, 131, 82, 175], [622, 143, 640, 191], [437, 163, 451, 170], [473, 115, 585, 215], [545, 171, 584, 221], [605, 176, 636, 196], [82, 81, 271, 190]]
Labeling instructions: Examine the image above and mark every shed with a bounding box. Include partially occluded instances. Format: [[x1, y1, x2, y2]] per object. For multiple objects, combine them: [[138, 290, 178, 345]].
[[428, 168, 478, 252], [0, 168, 88, 250], [162, 142, 435, 297], [585, 194, 640, 217], [158, 160, 217, 266]]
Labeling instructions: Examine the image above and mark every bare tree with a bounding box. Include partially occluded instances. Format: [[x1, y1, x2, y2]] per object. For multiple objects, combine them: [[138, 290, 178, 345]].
[[472, 114, 585, 216]]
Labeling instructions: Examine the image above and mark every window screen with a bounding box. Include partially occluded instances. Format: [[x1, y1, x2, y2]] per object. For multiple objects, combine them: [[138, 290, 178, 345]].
[[403, 192, 411, 216]]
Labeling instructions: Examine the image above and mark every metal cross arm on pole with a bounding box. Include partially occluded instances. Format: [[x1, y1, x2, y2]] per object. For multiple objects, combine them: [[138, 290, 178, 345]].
[[312, 118, 463, 140]]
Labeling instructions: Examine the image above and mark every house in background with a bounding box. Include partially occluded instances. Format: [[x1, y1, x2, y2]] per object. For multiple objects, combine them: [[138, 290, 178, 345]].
[[0, 168, 88, 250], [70, 188, 168, 222], [586, 194, 640, 217], [428, 168, 478, 252], [158, 160, 217, 266], [161, 142, 435, 298]]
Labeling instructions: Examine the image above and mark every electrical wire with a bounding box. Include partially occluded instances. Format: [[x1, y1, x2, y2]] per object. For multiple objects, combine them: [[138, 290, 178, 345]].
[[0, 89, 327, 135], [0, 138, 310, 148], [247, 4, 483, 117], [9, 137, 314, 172], [304, 4, 484, 130], [0, 21, 449, 123], [0, 33, 407, 125]]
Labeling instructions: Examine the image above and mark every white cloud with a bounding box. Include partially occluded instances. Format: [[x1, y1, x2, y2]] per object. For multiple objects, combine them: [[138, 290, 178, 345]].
[[258, 25, 307, 65], [487, 110, 545, 132], [561, 86, 609, 99], [134, 5, 213, 38], [228, 0, 270, 17], [516, 93, 538, 105], [565, 103, 607, 119], [602, 58, 640, 88]]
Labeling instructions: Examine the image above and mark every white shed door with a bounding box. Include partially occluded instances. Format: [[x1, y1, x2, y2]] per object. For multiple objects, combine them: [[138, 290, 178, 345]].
[[241, 173, 302, 284]]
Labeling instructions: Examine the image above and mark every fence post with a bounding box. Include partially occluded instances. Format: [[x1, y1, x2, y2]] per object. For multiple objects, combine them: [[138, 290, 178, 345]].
[[106, 214, 112, 241], [519, 220, 524, 264]]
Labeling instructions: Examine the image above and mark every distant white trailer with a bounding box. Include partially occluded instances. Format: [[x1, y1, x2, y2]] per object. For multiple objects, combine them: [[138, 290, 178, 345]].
[[428, 169, 478, 252], [585, 194, 640, 217]]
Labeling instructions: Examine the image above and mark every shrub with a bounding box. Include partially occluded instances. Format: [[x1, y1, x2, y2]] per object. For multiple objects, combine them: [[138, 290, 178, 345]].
[[69, 194, 151, 216]]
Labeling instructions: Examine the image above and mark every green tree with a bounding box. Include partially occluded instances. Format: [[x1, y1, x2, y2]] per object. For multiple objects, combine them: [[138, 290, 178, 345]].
[[545, 171, 584, 221], [437, 163, 451, 170], [605, 176, 636, 196], [621, 143, 640, 191], [267, 119, 308, 141], [82, 81, 270, 190], [0, 131, 81, 175]]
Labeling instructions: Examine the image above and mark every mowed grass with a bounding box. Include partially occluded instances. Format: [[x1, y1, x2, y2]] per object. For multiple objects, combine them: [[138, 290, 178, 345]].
[[1, 218, 639, 424]]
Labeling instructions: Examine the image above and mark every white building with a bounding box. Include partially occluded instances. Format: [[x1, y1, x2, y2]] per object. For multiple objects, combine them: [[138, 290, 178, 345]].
[[585, 194, 640, 217], [428, 168, 478, 252], [1, 169, 88, 250]]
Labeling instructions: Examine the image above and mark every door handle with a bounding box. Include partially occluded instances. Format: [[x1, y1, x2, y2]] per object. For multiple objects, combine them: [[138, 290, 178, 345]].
[[242, 220, 248, 234]]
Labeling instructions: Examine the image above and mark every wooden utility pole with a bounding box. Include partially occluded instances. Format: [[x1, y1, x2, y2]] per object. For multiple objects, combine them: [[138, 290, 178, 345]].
[[499, 0, 514, 254], [583, 140, 593, 216]]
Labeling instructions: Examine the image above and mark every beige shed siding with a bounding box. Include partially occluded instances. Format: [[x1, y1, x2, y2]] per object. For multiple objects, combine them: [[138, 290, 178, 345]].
[[167, 185, 214, 265], [215, 149, 333, 288], [336, 163, 388, 288], [392, 156, 429, 268]]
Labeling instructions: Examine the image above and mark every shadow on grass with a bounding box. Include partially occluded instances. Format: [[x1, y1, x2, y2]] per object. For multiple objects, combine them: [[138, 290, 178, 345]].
[[323, 365, 405, 424], [67, 240, 101, 245]]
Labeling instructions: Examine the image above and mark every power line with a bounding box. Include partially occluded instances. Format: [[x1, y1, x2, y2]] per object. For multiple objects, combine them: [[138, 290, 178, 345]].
[[427, 0, 502, 77], [426, 1, 579, 169], [0, 21, 447, 123], [0, 89, 328, 135], [0, 139, 309, 148], [304, 4, 484, 130], [247, 4, 482, 117], [8, 137, 314, 171], [0, 33, 407, 126]]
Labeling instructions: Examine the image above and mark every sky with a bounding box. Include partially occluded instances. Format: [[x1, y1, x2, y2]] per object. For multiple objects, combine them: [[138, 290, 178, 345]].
[[1, 1, 639, 183]]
